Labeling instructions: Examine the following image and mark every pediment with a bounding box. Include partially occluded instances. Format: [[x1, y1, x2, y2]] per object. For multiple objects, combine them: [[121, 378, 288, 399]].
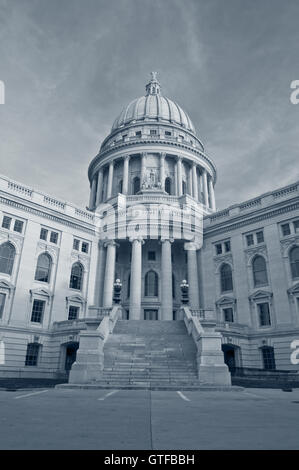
[[215, 296, 236, 306], [66, 294, 86, 304], [0, 279, 15, 291], [30, 288, 52, 299], [287, 282, 299, 296], [249, 290, 273, 302]]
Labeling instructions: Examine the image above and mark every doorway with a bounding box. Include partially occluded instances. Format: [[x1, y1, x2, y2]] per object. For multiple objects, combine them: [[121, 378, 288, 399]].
[[144, 309, 158, 320], [64, 342, 79, 372]]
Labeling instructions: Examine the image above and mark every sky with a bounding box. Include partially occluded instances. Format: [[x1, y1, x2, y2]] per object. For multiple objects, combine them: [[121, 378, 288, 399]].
[[0, 0, 298, 210]]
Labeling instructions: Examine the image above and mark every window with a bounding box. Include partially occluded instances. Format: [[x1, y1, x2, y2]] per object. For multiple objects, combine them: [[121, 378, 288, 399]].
[[135, 131, 141, 137], [73, 239, 80, 250], [0, 293, 6, 319], [256, 231, 264, 243], [25, 343, 40, 366], [0, 242, 15, 275], [182, 181, 187, 195], [81, 242, 89, 254], [224, 241, 231, 253], [165, 131, 171, 136], [281, 223, 291, 236], [35, 253, 52, 283], [118, 179, 123, 194], [68, 305, 79, 321], [69, 262, 83, 290], [179, 134, 184, 140], [50, 231, 58, 244], [294, 221, 299, 233], [31, 299, 45, 323], [215, 244, 222, 255], [258, 303, 271, 326], [40, 228, 48, 241], [148, 251, 156, 261], [13, 220, 23, 233], [145, 271, 158, 297], [220, 264, 233, 292], [261, 346, 276, 370], [246, 234, 254, 246], [252, 256, 268, 287], [2, 216, 12, 230], [150, 129, 157, 135], [165, 177, 171, 195], [223, 307, 234, 323], [122, 134, 127, 140], [133, 177, 140, 195], [290, 246, 299, 279]]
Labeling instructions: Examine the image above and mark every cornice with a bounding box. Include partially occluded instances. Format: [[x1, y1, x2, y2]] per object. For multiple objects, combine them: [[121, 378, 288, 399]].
[[0, 195, 96, 236], [203, 199, 299, 239]]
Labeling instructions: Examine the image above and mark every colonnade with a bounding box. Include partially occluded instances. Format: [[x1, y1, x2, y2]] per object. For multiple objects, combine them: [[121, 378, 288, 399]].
[[89, 153, 216, 210], [96, 238, 200, 320]]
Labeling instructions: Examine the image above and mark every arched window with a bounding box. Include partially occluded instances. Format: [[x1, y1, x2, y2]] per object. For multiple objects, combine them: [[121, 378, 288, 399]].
[[252, 255, 268, 287], [261, 346, 276, 370], [220, 263, 233, 292], [145, 270, 158, 297], [290, 246, 299, 279], [182, 180, 187, 195], [127, 274, 131, 298], [133, 177, 140, 195], [0, 242, 15, 275], [69, 262, 83, 290], [118, 179, 123, 194], [165, 177, 171, 195], [35, 253, 52, 283]]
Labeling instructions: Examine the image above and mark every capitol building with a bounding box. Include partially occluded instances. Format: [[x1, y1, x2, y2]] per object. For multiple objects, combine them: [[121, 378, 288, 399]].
[[0, 73, 298, 386]]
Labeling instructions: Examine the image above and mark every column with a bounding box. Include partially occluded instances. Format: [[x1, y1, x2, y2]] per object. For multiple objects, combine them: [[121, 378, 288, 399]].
[[202, 169, 209, 207], [192, 163, 199, 201], [161, 239, 173, 320], [174, 162, 178, 196], [208, 177, 216, 211], [160, 152, 166, 190], [122, 156, 130, 195], [93, 240, 106, 306], [141, 152, 147, 185], [185, 242, 200, 309], [102, 241, 116, 308], [95, 168, 104, 206], [177, 157, 183, 196], [106, 161, 114, 200], [88, 177, 97, 209], [188, 166, 193, 196], [129, 237, 143, 320]]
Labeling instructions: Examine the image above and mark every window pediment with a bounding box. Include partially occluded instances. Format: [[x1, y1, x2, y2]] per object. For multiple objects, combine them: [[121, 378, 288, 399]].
[[66, 294, 86, 305], [215, 296, 236, 307], [0, 279, 15, 297], [30, 288, 52, 304], [249, 290, 273, 303], [287, 282, 299, 296]]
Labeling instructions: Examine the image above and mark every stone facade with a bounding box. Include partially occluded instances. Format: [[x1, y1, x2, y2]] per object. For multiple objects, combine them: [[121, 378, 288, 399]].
[[0, 74, 298, 379]]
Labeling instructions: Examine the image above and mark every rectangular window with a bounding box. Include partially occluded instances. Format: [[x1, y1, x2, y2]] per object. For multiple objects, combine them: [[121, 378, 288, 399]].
[[50, 231, 58, 244], [294, 220, 299, 233], [40, 228, 48, 241], [81, 242, 89, 254], [148, 251, 156, 261], [258, 302, 271, 327], [165, 131, 171, 136], [215, 244, 222, 255], [31, 300, 45, 323], [135, 131, 141, 137], [150, 129, 157, 135], [25, 343, 40, 366], [281, 223, 291, 236], [0, 293, 6, 319], [246, 234, 254, 246], [2, 216, 12, 230], [68, 305, 79, 321], [256, 231, 264, 243], [73, 239, 80, 250], [122, 134, 127, 140], [13, 220, 24, 233], [224, 241, 231, 252], [223, 307, 234, 323]]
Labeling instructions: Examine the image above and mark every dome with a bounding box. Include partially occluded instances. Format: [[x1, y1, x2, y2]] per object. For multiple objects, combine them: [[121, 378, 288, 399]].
[[111, 73, 196, 134]]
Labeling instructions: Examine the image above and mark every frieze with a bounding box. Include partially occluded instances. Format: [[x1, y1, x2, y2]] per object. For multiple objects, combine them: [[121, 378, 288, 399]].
[[280, 235, 299, 258]]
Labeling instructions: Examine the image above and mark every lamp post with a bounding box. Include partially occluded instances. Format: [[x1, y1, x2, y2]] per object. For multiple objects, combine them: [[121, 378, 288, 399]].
[[180, 279, 189, 304], [113, 279, 122, 304]]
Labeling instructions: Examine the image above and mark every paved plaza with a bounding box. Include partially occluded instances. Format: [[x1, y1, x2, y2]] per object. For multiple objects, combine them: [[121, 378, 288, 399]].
[[0, 387, 298, 450]]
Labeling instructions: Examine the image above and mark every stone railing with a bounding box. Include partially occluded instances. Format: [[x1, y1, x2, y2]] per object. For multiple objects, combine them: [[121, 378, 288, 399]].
[[52, 319, 87, 331], [7, 181, 33, 197], [190, 309, 216, 322], [87, 306, 112, 319]]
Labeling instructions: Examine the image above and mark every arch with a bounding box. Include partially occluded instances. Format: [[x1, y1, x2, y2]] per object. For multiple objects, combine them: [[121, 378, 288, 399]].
[[222, 344, 242, 374], [145, 270, 158, 297], [260, 346, 276, 370], [35, 252, 52, 283], [133, 176, 140, 195], [252, 255, 268, 287], [0, 242, 15, 275], [290, 246, 299, 279], [69, 262, 84, 290], [165, 177, 172, 195], [220, 263, 233, 293]]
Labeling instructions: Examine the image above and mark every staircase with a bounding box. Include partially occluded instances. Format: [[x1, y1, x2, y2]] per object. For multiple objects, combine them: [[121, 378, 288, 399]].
[[96, 320, 199, 389]]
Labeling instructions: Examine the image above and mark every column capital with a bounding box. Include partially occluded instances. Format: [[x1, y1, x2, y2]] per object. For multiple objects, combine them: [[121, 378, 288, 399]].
[[124, 154, 131, 161], [129, 235, 144, 244], [160, 152, 166, 159], [184, 241, 201, 251], [160, 237, 174, 244], [103, 239, 119, 248]]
